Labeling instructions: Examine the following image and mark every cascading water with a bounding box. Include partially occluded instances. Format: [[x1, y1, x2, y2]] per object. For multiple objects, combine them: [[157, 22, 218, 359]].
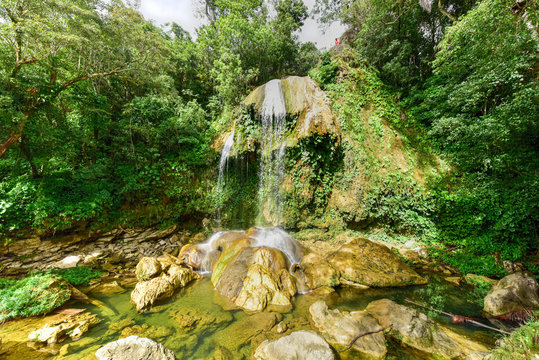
[[257, 79, 287, 226], [215, 131, 235, 226]]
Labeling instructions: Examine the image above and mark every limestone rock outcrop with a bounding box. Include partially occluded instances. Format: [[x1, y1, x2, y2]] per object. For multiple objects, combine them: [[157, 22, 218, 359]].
[[309, 300, 387, 359], [366, 299, 488, 359], [483, 272, 539, 316], [243, 76, 340, 142], [253, 330, 335, 360], [95, 336, 176, 360]]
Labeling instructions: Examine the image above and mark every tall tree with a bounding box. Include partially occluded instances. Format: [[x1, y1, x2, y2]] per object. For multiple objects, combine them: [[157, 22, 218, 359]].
[[0, 0, 166, 160]]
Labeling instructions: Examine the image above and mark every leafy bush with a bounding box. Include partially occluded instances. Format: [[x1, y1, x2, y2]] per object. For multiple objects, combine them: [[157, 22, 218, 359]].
[[49, 266, 103, 286], [0, 274, 71, 321], [309, 52, 339, 89]]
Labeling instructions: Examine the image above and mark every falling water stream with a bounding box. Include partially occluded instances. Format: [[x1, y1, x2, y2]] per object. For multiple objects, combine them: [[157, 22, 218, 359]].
[[257, 79, 287, 226], [215, 131, 235, 226]]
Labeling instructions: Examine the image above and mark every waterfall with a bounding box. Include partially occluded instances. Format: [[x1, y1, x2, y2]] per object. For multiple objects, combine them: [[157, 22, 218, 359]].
[[216, 131, 235, 226], [257, 79, 287, 226]]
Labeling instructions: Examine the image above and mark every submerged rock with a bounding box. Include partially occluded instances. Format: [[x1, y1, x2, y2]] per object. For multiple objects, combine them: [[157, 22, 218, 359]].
[[28, 313, 100, 345], [253, 330, 334, 360], [95, 336, 176, 360], [328, 237, 427, 287], [366, 299, 488, 359], [483, 272, 539, 316], [309, 300, 387, 359], [213, 312, 281, 350]]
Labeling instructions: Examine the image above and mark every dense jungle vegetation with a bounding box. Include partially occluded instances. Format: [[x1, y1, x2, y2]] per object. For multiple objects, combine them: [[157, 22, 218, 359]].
[[0, 0, 537, 278]]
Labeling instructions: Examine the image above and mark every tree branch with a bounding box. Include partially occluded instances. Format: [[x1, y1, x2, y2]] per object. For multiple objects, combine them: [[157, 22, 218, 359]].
[[60, 66, 135, 90], [438, 0, 457, 21], [337, 324, 393, 352]]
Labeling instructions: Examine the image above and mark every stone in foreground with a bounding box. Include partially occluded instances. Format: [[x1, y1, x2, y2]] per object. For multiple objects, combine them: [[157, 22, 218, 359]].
[[253, 330, 335, 360], [309, 300, 387, 359], [95, 335, 176, 360], [366, 299, 488, 359], [483, 272, 539, 316]]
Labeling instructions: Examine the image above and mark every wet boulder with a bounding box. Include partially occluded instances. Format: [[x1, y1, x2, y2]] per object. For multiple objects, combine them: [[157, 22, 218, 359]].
[[309, 300, 387, 359], [366, 299, 488, 359], [483, 272, 539, 316], [328, 237, 427, 287], [253, 330, 335, 360], [95, 335, 176, 360]]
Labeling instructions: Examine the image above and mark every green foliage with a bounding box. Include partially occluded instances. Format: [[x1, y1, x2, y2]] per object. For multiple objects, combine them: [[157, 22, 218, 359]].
[[489, 319, 539, 360], [465, 276, 494, 307], [0, 274, 71, 321], [48, 266, 102, 286], [309, 52, 339, 89]]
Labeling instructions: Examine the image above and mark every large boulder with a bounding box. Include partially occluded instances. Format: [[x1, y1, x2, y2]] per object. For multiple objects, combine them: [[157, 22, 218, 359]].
[[366, 299, 488, 359], [328, 237, 427, 287], [131, 257, 199, 312], [212, 245, 297, 312], [483, 272, 539, 316], [253, 330, 335, 360], [301, 253, 340, 289], [95, 335, 176, 360], [309, 300, 387, 359]]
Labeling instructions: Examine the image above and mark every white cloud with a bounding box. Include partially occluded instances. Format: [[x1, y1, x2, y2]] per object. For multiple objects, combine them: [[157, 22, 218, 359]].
[[138, 0, 347, 49]]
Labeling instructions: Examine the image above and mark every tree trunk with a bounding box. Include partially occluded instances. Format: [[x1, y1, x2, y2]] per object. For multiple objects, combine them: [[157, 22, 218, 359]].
[[19, 135, 41, 178]]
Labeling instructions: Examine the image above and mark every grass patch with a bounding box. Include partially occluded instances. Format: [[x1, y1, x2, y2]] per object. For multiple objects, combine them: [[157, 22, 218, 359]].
[[489, 319, 539, 359], [48, 266, 103, 286], [0, 273, 71, 322]]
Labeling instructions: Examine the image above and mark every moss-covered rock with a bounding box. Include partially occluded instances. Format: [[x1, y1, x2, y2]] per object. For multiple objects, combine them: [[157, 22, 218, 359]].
[[0, 274, 71, 322]]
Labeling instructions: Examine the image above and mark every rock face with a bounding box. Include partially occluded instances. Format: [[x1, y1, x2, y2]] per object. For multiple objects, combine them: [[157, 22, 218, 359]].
[[243, 76, 340, 141], [95, 336, 176, 360], [28, 313, 100, 344], [328, 237, 426, 287], [131, 255, 200, 312], [366, 299, 488, 359], [309, 300, 387, 359], [253, 330, 335, 360], [483, 272, 539, 316]]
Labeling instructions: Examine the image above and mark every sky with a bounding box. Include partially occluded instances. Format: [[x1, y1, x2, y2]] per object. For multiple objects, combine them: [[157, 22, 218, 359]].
[[139, 0, 347, 50]]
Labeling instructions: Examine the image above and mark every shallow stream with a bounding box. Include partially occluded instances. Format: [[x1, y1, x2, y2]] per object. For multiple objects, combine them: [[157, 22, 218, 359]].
[[0, 271, 499, 360]]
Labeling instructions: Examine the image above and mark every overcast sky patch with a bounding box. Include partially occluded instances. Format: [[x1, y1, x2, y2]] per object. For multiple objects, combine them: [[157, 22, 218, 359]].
[[139, 0, 346, 50]]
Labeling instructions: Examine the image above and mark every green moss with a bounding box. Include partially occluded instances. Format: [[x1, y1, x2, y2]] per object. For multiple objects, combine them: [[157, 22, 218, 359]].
[[0, 273, 71, 321], [48, 266, 102, 286]]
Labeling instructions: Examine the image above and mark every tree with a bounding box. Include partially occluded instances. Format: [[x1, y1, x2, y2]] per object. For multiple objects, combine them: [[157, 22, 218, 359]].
[[0, 0, 166, 161]]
